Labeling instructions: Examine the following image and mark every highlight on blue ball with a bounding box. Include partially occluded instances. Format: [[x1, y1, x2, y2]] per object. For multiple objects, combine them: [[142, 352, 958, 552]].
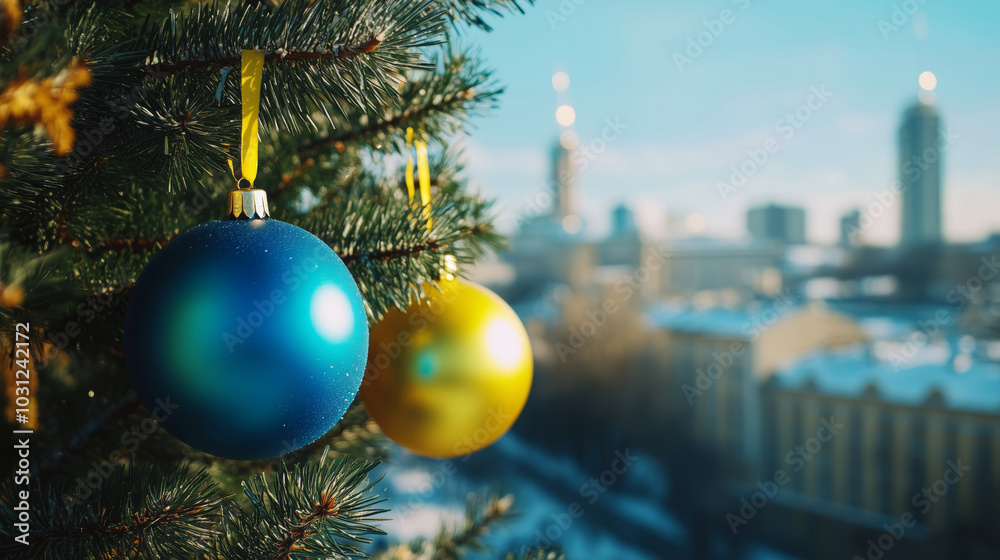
[[124, 219, 369, 460]]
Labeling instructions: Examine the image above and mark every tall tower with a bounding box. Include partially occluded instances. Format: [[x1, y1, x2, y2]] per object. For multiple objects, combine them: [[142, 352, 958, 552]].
[[611, 202, 636, 235], [839, 208, 861, 247], [550, 140, 578, 219], [550, 69, 580, 231], [898, 100, 942, 245]]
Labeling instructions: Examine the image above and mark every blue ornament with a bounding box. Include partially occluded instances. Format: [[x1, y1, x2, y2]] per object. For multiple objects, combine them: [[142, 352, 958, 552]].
[[124, 191, 369, 460]]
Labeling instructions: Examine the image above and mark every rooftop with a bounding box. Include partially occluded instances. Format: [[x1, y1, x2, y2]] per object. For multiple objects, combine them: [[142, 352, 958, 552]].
[[774, 347, 1000, 414], [646, 304, 755, 339]]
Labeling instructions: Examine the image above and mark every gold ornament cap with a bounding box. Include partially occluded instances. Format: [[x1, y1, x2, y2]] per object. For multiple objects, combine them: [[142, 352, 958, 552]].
[[226, 186, 270, 220]]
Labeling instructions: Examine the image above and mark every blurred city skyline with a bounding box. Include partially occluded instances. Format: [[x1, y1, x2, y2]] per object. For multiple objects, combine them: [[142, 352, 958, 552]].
[[460, 0, 1000, 246]]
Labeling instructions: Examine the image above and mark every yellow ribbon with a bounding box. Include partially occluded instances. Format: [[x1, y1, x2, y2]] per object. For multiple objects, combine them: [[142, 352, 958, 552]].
[[415, 138, 432, 230], [404, 127, 433, 231], [405, 127, 416, 204], [230, 50, 265, 187]]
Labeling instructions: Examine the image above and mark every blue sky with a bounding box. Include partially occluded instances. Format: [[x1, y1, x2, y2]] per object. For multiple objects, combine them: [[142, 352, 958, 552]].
[[458, 0, 1000, 245]]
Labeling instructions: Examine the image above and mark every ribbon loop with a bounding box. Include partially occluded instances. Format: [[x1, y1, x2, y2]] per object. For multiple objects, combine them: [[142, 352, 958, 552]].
[[415, 138, 432, 231], [405, 127, 416, 205], [404, 127, 433, 231], [234, 50, 265, 187]]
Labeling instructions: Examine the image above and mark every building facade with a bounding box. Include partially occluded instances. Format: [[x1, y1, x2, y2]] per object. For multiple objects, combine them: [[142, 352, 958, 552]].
[[653, 304, 1000, 558], [747, 204, 806, 245], [759, 353, 1000, 558], [650, 303, 867, 481]]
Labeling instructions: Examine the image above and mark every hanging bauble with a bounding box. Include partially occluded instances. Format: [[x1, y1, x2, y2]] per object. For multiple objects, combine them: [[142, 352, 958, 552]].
[[124, 189, 369, 460], [360, 277, 532, 458]]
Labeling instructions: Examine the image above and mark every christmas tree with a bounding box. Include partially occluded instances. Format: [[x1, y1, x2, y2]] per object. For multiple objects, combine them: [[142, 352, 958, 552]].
[[0, 1, 559, 558]]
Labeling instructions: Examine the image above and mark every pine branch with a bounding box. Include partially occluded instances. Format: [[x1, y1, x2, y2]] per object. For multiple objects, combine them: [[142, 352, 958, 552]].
[[89, 234, 173, 253], [1, 0, 456, 222], [251, 131, 366, 204], [137, 0, 449, 131], [14, 275, 134, 360], [295, 50, 503, 157], [49, 179, 220, 256], [270, 495, 342, 559], [245, 49, 500, 213], [143, 38, 384, 76], [37, 392, 140, 477], [0, 239, 81, 336], [302, 402, 385, 462], [293, 167, 503, 320], [433, 492, 514, 560], [0, 464, 224, 560], [340, 237, 447, 264], [218, 449, 387, 560], [501, 549, 566, 560], [433, 0, 533, 31], [1, 7, 158, 220], [274, 157, 317, 199], [374, 491, 516, 560]]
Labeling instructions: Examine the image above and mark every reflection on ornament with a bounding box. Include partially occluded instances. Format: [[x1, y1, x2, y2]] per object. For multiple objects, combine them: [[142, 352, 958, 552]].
[[311, 285, 355, 342]]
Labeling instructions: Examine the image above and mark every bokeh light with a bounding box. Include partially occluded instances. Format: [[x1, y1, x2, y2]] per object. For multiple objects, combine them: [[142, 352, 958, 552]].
[[552, 71, 570, 92], [919, 71, 937, 91], [559, 130, 579, 149], [555, 105, 576, 126], [686, 213, 706, 233], [562, 214, 582, 234]]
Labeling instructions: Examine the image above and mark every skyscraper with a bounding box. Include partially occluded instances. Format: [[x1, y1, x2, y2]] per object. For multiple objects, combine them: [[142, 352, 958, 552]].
[[839, 208, 861, 247], [611, 202, 636, 235], [746, 204, 806, 244], [898, 101, 942, 245], [550, 139, 578, 220]]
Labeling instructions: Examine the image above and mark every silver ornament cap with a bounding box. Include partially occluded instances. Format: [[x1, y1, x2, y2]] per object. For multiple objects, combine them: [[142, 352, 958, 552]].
[[226, 187, 270, 220]]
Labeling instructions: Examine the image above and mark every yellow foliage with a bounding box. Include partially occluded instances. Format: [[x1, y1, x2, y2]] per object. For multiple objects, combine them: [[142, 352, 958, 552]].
[[0, 59, 92, 156], [1, 0, 20, 38]]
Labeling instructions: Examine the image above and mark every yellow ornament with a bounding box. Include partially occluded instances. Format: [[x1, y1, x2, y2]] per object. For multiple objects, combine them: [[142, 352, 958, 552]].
[[361, 278, 533, 458]]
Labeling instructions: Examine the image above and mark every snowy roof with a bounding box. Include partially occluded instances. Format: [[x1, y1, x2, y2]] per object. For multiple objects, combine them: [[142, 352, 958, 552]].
[[774, 348, 1000, 414], [783, 244, 850, 273], [646, 304, 754, 339], [824, 301, 957, 341]]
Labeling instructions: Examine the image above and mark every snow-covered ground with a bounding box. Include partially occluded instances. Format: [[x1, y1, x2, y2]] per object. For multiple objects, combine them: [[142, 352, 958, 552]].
[[370, 432, 684, 559]]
